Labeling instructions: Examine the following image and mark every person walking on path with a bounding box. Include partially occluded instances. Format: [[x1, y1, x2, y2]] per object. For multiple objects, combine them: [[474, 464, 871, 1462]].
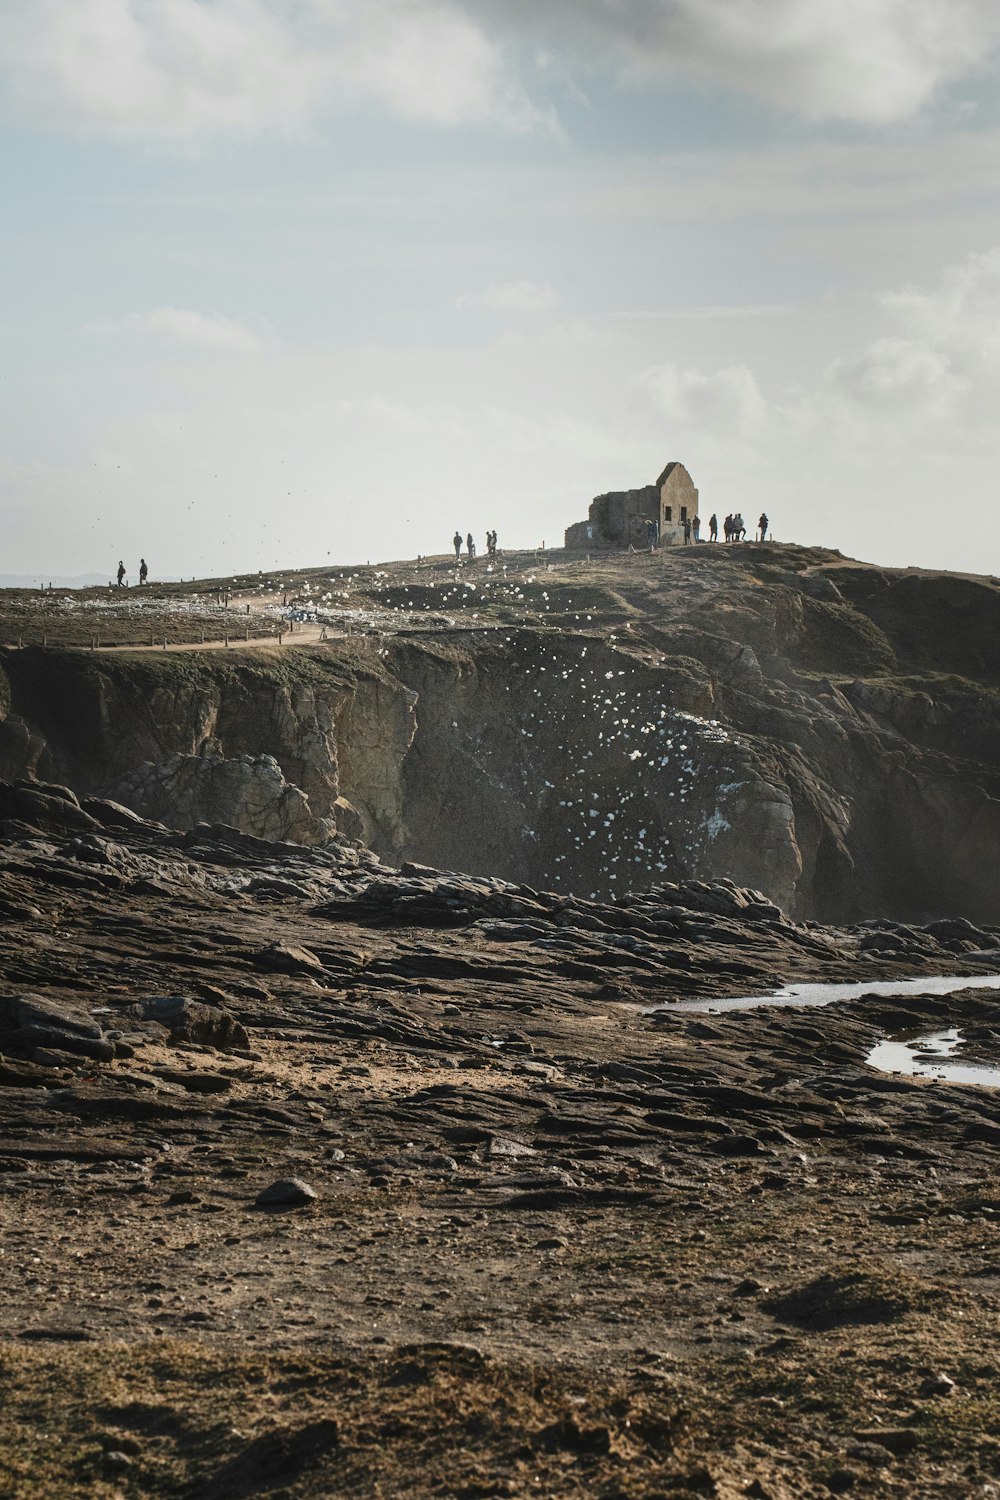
[[453, 531, 462, 560], [116, 560, 126, 587], [757, 513, 769, 542], [709, 513, 718, 542], [139, 558, 148, 585]]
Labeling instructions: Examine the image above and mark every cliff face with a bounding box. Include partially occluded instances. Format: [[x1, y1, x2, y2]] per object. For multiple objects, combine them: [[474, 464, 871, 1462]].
[[2, 544, 999, 923]]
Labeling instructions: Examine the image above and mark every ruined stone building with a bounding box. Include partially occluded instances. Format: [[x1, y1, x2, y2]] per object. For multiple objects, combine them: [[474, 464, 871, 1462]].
[[564, 461, 699, 549]]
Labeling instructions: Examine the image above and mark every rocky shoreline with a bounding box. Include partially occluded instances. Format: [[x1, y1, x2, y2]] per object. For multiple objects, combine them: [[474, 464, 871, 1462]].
[[1, 779, 998, 1497]]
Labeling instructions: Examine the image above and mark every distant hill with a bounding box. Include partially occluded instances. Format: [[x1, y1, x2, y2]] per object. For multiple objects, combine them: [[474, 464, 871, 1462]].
[[0, 574, 179, 590], [0, 574, 112, 590]]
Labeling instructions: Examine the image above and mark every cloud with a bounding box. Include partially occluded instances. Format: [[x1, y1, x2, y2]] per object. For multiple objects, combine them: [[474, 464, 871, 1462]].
[[638, 361, 767, 438], [822, 249, 1000, 424], [2, 0, 994, 142], [635, 249, 1000, 482], [92, 307, 264, 352], [483, 0, 1000, 125], [879, 248, 1000, 364], [0, 0, 543, 139], [825, 337, 967, 419], [457, 279, 559, 313]]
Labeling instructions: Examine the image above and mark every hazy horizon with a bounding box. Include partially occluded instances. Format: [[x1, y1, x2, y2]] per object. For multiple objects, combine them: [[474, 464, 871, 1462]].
[[4, 2, 1000, 579]]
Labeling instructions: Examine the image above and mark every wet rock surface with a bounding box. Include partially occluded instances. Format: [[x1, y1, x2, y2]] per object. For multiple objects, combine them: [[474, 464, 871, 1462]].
[[0, 786, 998, 1496]]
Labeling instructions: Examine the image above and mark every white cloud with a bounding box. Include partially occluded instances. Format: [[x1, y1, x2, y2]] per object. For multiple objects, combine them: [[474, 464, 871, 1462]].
[[639, 249, 1000, 446], [2, 0, 995, 142], [485, 0, 1000, 125], [638, 361, 767, 438], [879, 248, 1000, 365], [92, 306, 264, 353], [626, 249, 1000, 567], [825, 337, 967, 419], [457, 279, 559, 312], [822, 249, 1000, 424], [0, 0, 542, 139]]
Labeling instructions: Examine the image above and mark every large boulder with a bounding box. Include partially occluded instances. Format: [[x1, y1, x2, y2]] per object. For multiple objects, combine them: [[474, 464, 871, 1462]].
[[138, 995, 249, 1050], [0, 993, 115, 1062], [102, 753, 335, 845], [0, 779, 102, 836]]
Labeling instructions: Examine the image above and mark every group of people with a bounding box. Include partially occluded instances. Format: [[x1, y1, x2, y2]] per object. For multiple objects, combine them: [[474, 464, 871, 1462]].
[[116, 558, 149, 587], [452, 531, 499, 561], [722, 512, 768, 542], [677, 511, 769, 545], [688, 513, 769, 543]]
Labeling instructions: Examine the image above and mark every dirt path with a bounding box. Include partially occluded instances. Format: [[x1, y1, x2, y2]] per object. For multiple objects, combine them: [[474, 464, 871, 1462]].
[[85, 619, 341, 654]]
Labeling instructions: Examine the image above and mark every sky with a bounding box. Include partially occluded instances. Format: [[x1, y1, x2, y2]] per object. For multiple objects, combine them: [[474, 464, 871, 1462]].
[[3, 0, 1000, 580]]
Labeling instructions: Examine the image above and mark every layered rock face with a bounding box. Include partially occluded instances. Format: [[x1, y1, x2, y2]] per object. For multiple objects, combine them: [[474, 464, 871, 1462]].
[[1, 544, 999, 922], [104, 752, 337, 845]]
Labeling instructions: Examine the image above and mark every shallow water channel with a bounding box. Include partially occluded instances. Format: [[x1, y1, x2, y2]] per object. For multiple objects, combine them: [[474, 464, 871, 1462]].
[[866, 1028, 1000, 1088], [668, 973, 1000, 1015], [661, 973, 1000, 1088]]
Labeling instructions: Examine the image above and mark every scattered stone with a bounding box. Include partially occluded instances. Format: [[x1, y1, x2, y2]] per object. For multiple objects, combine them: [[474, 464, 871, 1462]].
[[152, 1068, 232, 1094], [254, 1178, 318, 1208], [918, 1372, 956, 1398], [138, 996, 249, 1050], [102, 1450, 134, 1471], [252, 942, 325, 976], [852, 1428, 919, 1457], [823, 1467, 859, 1493]]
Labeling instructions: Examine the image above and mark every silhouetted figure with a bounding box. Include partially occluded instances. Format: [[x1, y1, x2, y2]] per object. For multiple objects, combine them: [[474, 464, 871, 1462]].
[[466, 532, 475, 559], [453, 531, 462, 559], [683, 516, 692, 545], [116, 560, 125, 587], [758, 513, 769, 542], [709, 513, 718, 541], [139, 558, 148, 585], [692, 515, 701, 542]]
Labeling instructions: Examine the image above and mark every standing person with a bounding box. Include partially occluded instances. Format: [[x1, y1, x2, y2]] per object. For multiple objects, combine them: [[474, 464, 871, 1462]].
[[139, 558, 148, 585], [758, 512, 769, 542], [466, 532, 475, 559], [723, 516, 732, 543], [116, 560, 126, 587], [683, 516, 692, 545], [453, 531, 462, 560], [692, 515, 701, 542], [709, 513, 718, 542], [736, 513, 746, 541]]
